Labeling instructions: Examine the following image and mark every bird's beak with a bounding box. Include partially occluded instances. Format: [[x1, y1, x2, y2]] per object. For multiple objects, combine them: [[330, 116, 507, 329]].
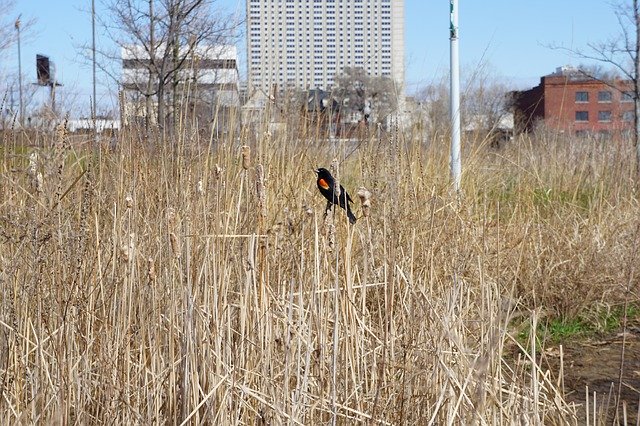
[[314, 168, 319, 174]]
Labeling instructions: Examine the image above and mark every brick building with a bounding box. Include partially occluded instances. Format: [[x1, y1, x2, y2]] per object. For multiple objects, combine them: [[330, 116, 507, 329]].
[[512, 66, 635, 138]]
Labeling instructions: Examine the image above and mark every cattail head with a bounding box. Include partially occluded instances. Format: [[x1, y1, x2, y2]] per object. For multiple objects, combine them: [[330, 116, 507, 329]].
[[169, 233, 180, 259], [330, 158, 340, 196], [167, 208, 181, 259], [213, 164, 223, 185], [256, 164, 266, 222], [55, 121, 68, 148], [324, 207, 335, 251], [120, 233, 136, 264], [304, 205, 313, 217], [357, 187, 372, 218], [28, 152, 38, 175], [35, 172, 44, 193], [147, 257, 157, 283], [27, 152, 43, 193], [241, 145, 251, 170]]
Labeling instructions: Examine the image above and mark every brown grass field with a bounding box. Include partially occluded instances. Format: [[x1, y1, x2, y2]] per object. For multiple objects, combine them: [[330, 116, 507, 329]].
[[1, 120, 639, 424]]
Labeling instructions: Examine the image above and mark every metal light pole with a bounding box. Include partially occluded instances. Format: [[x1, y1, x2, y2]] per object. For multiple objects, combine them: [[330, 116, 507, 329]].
[[16, 16, 24, 127], [92, 0, 97, 144], [449, 0, 461, 193]]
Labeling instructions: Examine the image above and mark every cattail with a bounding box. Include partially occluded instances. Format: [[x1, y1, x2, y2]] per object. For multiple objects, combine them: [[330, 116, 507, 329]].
[[213, 164, 223, 185], [55, 121, 68, 148], [169, 233, 180, 259], [241, 145, 251, 170], [167, 208, 181, 259], [35, 172, 44, 193], [147, 257, 157, 283], [27, 152, 37, 176], [256, 164, 266, 222], [119, 245, 129, 264], [357, 187, 372, 218], [167, 208, 177, 228], [330, 158, 340, 197], [120, 233, 135, 264], [324, 207, 335, 251], [128, 233, 135, 261], [27, 152, 43, 193]]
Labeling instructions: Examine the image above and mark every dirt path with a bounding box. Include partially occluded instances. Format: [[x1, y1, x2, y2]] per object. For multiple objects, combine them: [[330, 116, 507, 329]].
[[544, 327, 640, 424]]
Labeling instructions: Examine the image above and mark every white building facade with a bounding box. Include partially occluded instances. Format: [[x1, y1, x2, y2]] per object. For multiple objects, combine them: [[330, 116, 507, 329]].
[[121, 44, 240, 123], [247, 0, 404, 93]]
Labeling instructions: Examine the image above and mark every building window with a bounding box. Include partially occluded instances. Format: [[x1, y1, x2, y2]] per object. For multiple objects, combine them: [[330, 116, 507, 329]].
[[622, 91, 635, 102], [598, 111, 612, 122], [575, 111, 589, 122], [597, 91, 612, 102], [597, 130, 611, 141], [575, 91, 589, 103]]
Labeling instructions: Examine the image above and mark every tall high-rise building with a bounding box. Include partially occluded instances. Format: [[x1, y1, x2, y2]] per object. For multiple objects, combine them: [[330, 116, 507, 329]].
[[247, 0, 404, 94]]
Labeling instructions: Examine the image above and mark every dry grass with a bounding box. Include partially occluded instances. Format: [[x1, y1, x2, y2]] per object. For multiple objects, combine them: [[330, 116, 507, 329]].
[[0, 117, 638, 424]]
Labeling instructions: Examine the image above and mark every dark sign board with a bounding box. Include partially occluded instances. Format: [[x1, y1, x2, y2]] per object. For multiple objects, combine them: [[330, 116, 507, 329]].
[[37, 54, 50, 85]]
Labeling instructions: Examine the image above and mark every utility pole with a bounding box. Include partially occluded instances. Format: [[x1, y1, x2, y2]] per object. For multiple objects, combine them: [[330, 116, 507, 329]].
[[449, 0, 462, 193], [92, 0, 97, 144], [16, 15, 24, 127]]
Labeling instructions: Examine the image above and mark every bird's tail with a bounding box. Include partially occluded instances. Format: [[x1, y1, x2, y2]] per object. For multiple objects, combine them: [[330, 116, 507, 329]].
[[347, 206, 357, 225]]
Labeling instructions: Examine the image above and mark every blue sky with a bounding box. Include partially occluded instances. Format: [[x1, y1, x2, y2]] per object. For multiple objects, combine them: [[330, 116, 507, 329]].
[[3, 0, 624, 116]]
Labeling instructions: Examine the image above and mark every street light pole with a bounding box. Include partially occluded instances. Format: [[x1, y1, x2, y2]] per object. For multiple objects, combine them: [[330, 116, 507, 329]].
[[449, 0, 461, 193], [92, 0, 97, 144]]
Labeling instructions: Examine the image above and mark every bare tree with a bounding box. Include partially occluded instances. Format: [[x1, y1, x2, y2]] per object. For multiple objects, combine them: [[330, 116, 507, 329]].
[[416, 67, 510, 146], [0, 0, 19, 52], [415, 78, 449, 137], [333, 67, 398, 126], [0, 1, 36, 55], [96, 0, 238, 134], [555, 0, 640, 176]]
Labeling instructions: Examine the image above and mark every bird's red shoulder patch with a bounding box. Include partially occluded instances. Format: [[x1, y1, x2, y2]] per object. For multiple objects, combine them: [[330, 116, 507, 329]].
[[318, 178, 330, 190]]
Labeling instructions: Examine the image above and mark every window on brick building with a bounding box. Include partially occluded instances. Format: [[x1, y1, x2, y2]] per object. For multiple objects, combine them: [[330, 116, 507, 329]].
[[598, 91, 612, 102], [575, 91, 589, 103], [598, 111, 612, 122], [597, 130, 611, 141], [575, 111, 589, 122], [622, 91, 635, 102]]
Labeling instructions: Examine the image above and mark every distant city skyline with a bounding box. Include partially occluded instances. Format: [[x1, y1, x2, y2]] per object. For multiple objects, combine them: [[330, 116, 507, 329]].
[[0, 0, 626, 116]]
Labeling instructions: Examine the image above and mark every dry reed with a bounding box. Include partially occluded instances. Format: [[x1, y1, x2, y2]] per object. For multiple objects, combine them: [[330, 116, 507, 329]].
[[0, 114, 638, 424]]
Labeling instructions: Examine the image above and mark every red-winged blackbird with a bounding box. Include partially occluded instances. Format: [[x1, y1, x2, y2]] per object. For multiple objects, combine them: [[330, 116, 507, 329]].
[[315, 167, 357, 224]]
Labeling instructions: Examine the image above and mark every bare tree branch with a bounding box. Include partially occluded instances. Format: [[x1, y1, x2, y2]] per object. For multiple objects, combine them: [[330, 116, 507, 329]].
[[79, 0, 241, 134]]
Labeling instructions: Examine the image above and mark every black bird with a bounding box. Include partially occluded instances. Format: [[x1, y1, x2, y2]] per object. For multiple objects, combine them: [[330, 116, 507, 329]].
[[315, 167, 357, 224]]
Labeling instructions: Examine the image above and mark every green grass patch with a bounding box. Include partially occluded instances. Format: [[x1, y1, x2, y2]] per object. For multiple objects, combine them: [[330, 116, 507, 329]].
[[516, 304, 640, 346]]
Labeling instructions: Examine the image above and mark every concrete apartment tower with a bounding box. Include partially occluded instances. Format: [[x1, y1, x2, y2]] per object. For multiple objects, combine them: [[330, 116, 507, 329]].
[[246, 0, 404, 95]]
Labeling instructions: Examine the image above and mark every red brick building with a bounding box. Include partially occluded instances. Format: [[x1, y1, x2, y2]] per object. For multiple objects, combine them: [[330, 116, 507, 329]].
[[512, 66, 635, 138]]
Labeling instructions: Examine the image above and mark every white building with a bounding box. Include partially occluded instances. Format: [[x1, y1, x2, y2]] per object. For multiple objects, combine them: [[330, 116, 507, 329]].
[[247, 0, 404, 94], [121, 44, 240, 123]]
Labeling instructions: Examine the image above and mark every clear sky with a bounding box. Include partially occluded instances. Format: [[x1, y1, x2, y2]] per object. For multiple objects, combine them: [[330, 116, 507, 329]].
[[2, 0, 624, 117]]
